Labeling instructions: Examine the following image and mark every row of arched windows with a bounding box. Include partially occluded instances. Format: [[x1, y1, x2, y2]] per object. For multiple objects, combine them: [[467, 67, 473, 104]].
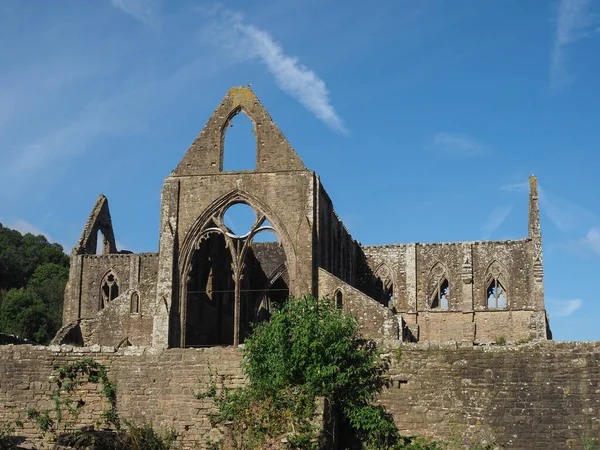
[[99, 270, 141, 314], [428, 261, 508, 310], [428, 276, 507, 310]]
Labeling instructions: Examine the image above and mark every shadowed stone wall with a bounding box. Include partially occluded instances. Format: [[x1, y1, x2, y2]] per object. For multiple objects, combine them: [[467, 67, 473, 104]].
[[2, 342, 599, 449]]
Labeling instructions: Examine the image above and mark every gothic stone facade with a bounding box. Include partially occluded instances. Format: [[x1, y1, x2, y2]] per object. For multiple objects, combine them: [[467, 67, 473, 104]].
[[57, 87, 551, 349]]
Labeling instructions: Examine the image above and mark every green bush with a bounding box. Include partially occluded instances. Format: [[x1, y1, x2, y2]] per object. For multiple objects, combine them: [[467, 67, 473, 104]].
[[205, 296, 405, 448]]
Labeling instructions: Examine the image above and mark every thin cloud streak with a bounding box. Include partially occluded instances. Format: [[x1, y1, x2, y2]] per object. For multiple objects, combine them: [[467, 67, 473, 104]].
[[206, 9, 347, 134], [481, 206, 512, 239], [431, 132, 490, 157], [548, 298, 583, 317], [110, 0, 161, 28], [550, 0, 597, 92]]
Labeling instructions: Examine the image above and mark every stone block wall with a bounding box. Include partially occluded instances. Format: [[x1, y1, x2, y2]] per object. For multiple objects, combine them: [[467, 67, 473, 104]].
[[382, 341, 600, 450], [362, 239, 547, 343], [318, 268, 399, 340], [2, 342, 600, 449], [69, 253, 159, 321], [0, 346, 245, 449]]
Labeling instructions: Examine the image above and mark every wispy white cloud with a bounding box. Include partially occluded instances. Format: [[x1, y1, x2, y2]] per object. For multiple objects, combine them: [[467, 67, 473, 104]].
[[204, 9, 347, 134], [431, 132, 490, 157], [5, 219, 51, 240], [538, 186, 598, 233], [109, 0, 161, 28], [548, 298, 583, 316], [550, 0, 598, 92], [581, 227, 600, 255], [501, 180, 599, 234], [481, 206, 512, 239], [500, 181, 529, 193]]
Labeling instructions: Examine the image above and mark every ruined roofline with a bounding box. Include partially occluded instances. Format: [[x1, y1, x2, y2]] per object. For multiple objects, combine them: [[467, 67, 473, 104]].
[[317, 176, 360, 247], [174, 86, 306, 176], [167, 168, 313, 178], [361, 237, 532, 249], [81, 252, 159, 258]]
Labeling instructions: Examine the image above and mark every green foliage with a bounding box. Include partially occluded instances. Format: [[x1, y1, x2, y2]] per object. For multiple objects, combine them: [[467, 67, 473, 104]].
[[28, 359, 120, 437], [0, 223, 69, 344], [54, 422, 178, 450], [198, 296, 413, 448], [582, 433, 599, 450], [494, 337, 506, 346], [24, 359, 179, 449], [243, 296, 397, 448], [0, 420, 21, 450]]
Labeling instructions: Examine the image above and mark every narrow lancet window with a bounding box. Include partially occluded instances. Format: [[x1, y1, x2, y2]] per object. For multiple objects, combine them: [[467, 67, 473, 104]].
[[335, 290, 343, 308], [130, 292, 140, 314]]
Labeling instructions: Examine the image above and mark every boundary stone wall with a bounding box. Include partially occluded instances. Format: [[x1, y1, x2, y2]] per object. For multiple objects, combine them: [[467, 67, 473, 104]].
[[1, 342, 599, 449]]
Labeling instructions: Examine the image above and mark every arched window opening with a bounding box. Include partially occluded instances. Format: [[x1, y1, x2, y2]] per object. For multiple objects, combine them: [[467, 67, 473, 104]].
[[130, 292, 140, 314], [335, 290, 343, 308], [223, 202, 258, 236], [96, 229, 103, 255], [385, 283, 394, 308], [253, 220, 278, 243], [100, 271, 119, 309], [183, 202, 289, 347], [185, 233, 234, 347], [240, 247, 288, 342], [223, 111, 256, 172], [430, 279, 449, 310], [487, 278, 507, 308]]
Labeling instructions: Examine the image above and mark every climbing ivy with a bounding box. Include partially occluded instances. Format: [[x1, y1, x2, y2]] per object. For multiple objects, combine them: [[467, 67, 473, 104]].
[[27, 359, 120, 437]]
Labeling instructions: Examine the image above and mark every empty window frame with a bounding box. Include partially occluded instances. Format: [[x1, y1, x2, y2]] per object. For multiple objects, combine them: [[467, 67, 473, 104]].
[[430, 278, 449, 310], [486, 278, 507, 308]]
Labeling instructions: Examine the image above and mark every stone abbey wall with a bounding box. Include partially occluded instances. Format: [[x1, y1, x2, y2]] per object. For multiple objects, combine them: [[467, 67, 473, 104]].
[[2, 342, 599, 449]]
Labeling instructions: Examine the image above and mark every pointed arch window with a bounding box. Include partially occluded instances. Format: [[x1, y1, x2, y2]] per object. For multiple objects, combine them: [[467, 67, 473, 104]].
[[100, 271, 119, 309], [430, 278, 449, 310], [428, 263, 450, 310], [484, 261, 509, 309], [486, 278, 507, 308]]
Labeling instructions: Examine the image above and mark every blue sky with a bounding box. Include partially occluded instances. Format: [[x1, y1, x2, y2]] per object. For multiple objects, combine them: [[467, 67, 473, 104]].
[[1, 0, 599, 340]]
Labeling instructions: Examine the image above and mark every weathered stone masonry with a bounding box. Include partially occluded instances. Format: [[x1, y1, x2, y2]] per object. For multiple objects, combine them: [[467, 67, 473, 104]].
[[2, 342, 599, 449], [56, 86, 550, 348]]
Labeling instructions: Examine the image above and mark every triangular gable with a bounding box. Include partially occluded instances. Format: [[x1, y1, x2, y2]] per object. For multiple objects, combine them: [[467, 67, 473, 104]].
[[174, 86, 306, 176], [73, 194, 118, 255]]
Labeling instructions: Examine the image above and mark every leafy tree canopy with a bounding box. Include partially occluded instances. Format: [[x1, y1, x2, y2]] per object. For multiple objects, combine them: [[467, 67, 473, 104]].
[[0, 223, 69, 344]]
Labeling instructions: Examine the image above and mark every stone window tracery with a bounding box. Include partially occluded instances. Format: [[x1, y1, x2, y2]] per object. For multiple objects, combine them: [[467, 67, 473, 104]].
[[430, 278, 449, 310], [428, 263, 450, 310], [484, 261, 509, 309], [487, 278, 507, 308], [100, 271, 119, 309]]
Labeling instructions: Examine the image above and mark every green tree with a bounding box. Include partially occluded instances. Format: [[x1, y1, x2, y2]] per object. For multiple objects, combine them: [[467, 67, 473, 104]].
[[0, 288, 54, 343], [209, 296, 409, 449], [27, 263, 69, 330], [0, 223, 69, 343]]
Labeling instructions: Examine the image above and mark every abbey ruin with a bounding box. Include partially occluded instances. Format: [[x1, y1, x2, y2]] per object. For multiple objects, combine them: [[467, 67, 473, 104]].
[[7, 88, 598, 450], [56, 86, 551, 349]]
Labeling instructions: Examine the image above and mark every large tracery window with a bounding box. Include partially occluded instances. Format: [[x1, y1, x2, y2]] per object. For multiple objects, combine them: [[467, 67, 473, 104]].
[[182, 201, 289, 348], [430, 278, 449, 310], [100, 271, 119, 309]]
